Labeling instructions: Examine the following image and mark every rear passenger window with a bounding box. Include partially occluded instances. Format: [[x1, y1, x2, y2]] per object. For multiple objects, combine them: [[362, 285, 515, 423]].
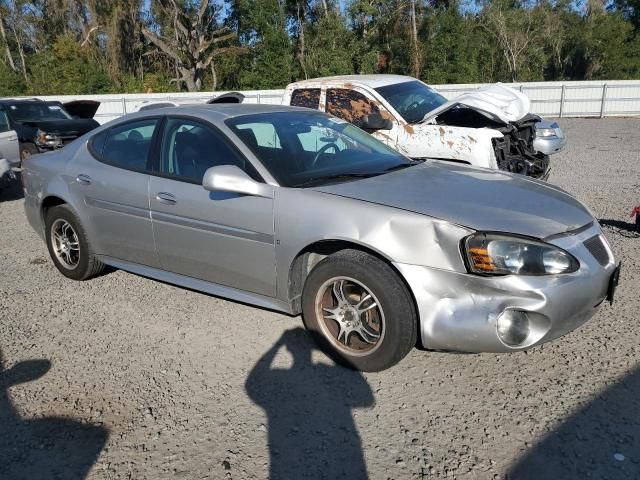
[[96, 119, 158, 171], [290, 89, 321, 110]]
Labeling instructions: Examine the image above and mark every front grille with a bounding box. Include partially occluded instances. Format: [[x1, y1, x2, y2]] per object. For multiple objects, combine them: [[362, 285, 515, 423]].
[[584, 235, 610, 266]]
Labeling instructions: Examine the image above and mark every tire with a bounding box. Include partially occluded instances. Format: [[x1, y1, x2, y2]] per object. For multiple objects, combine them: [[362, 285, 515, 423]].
[[301, 250, 417, 372], [44, 204, 105, 281]]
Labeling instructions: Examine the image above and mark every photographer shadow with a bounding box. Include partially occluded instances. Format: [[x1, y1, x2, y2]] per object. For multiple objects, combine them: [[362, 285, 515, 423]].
[[509, 365, 640, 479], [246, 328, 374, 480], [0, 352, 108, 480]]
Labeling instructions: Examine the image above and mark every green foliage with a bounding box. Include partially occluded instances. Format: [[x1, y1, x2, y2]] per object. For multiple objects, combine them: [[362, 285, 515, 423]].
[[0, 0, 637, 96], [0, 63, 26, 96], [27, 34, 113, 95]]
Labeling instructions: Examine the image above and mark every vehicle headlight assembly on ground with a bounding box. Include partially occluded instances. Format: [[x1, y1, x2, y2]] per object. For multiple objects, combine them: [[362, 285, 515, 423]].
[[536, 122, 563, 138], [36, 129, 62, 148], [463, 232, 579, 276], [536, 128, 557, 138]]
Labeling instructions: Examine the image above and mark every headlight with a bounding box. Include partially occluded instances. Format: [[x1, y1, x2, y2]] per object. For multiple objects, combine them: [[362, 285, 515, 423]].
[[36, 129, 62, 147], [463, 232, 579, 276], [536, 128, 557, 138]]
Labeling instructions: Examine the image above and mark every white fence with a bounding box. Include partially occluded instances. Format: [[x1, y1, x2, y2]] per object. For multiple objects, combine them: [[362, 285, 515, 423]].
[[35, 80, 640, 124]]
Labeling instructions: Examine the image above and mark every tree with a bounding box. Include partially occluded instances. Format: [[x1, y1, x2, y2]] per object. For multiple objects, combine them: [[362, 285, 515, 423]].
[[142, 0, 241, 91]]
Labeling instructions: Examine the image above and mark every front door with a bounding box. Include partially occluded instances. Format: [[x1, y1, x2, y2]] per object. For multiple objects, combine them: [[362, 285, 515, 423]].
[[149, 117, 277, 297]]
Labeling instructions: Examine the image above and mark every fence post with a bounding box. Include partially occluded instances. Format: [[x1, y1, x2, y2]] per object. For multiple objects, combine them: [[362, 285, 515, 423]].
[[559, 85, 565, 118], [257, 93, 261, 105], [600, 84, 608, 118], [122, 98, 127, 115]]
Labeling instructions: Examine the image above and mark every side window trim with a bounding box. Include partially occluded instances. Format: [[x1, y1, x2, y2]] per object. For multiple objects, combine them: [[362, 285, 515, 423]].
[[153, 114, 264, 186], [88, 116, 161, 175]]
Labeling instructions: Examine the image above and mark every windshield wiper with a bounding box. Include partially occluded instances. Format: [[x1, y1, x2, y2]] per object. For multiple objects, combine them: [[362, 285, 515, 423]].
[[294, 172, 383, 188], [384, 162, 418, 172]]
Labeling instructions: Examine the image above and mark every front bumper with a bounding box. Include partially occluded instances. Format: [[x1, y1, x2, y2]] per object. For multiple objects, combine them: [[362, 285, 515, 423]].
[[396, 223, 616, 353]]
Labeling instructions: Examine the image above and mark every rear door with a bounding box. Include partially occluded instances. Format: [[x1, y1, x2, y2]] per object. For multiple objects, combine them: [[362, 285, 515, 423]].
[[149, 116, 276, 297], [0, 107, 19, 166], [71, 118, 160, 267]]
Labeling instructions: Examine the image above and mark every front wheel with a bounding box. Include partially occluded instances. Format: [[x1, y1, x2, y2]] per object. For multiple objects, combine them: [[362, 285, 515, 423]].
[[301, 250, 417, 372]]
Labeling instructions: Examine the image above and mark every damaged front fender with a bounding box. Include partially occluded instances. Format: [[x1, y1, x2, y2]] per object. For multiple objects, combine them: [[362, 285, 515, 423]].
[[393, 123, 503, 169]]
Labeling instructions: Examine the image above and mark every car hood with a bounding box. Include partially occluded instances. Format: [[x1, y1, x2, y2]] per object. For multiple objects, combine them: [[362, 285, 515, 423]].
[[21, 118, 99, 135], [312, 162, 594, 239], [423, 83, 531, 124]]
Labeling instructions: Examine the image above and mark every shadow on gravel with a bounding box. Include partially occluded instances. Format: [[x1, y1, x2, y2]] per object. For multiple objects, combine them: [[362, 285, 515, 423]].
[[0, 352, 108, 479], [246, 328, 374, 479], [599, 218, 639, 236], [0, 171, 24, 202], [508, 365, 640, 479]]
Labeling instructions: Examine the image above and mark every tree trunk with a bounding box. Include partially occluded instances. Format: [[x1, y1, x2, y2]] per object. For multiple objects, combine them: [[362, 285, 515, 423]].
[[0, 13, 16, 71], [410, 0, 420, 78], [10, 23, 28, 83], [297, 2, 307, 79], [320, 0, 328, 16], [211, 61, 217, 91]]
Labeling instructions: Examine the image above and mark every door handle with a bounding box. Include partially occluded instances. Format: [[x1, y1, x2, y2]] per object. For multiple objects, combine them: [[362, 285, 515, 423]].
[[156, 192, 177, 205], [76, 174, 92, 185], [7, 136, 17, 142]]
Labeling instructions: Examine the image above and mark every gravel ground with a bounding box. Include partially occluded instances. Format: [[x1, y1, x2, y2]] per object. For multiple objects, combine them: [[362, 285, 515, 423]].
[[0, 118, 639, 480]]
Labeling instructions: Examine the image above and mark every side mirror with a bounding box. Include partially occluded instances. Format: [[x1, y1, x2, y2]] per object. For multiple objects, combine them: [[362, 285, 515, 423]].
[[360, 113, 393, 131], [202, 165, 273, 199]]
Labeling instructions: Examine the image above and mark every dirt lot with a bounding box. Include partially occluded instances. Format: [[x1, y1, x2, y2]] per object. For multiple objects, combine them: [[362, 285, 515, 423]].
[[0, 118, 639, 480]]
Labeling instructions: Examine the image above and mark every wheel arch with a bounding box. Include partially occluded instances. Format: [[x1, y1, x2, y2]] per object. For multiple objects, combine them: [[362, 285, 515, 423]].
[[40, 195, 73, 225], [287, 239, 420, 332]]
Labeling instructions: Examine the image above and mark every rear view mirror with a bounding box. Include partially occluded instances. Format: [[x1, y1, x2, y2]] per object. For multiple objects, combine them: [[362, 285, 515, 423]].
[[202, 165, 273, 199], [359, 113, 393, 131]]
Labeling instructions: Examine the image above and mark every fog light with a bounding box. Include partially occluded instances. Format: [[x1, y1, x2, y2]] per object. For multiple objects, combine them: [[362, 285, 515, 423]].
[[497, 310, 530, 347]]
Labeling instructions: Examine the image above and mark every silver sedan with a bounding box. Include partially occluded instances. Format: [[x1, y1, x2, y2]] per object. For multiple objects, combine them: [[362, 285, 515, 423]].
[[22, 105, 619, 371]]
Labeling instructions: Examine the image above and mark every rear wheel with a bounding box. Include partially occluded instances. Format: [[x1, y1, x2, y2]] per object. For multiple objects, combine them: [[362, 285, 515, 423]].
[[301, 250, 417, 372], [45, 205, 104, 280]]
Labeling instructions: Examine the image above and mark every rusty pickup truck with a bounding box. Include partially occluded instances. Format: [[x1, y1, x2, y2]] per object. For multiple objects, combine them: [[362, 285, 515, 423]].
[[283, 75, 565, 180]]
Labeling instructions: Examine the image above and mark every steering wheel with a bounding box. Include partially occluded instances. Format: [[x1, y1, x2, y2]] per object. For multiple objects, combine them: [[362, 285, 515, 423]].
[[406, 100, 422, 112], [311, 143, 340, 168]]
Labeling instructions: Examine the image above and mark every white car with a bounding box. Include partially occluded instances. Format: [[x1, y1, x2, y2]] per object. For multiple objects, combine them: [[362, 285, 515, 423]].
[[283, 75, 565, 180], [0, 107, 19, 191]]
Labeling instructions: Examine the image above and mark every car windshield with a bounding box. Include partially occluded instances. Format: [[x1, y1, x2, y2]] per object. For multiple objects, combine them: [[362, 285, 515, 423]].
[[7, 102, 72, 122], [375, 81, 447, 124], [226, 112, 415, 188]]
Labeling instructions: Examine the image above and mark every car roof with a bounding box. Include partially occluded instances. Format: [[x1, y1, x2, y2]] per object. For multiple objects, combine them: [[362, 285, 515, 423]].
[[118, 103, 323, 125], [0, 98, 60, 105], [287, 74, 417, 90]]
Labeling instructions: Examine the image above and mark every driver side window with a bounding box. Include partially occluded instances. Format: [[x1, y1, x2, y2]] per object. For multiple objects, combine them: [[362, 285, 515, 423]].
[[326, 89, 381, 127], [160, 118, 260, 184]]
